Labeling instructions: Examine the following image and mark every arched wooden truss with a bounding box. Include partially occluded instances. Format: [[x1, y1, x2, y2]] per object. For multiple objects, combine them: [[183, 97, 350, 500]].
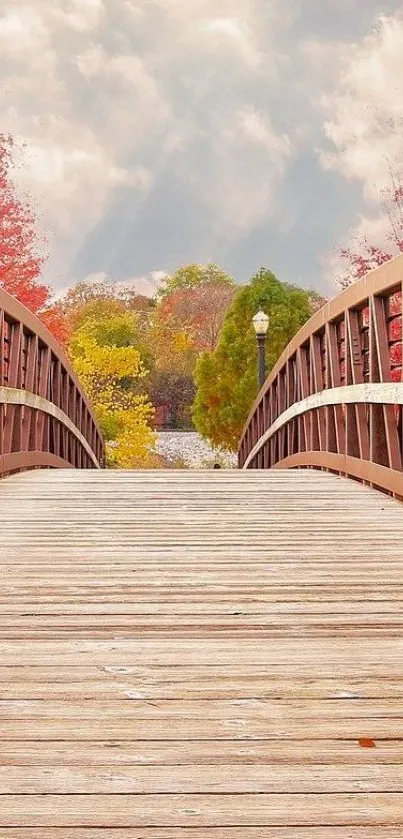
[[0, 287, 104, 477], [239, 255, 403, 497]]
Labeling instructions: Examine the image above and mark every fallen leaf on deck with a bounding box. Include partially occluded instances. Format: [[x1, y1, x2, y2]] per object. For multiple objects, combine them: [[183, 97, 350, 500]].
[[358, 738, 376, 748]]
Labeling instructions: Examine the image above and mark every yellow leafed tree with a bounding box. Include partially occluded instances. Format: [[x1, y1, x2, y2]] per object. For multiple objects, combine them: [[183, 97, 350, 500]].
[[69, 320, 157, 468]]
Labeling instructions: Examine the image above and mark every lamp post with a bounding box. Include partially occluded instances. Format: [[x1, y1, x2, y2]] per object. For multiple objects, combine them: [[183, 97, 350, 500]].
[[252, 310, 269, 389]]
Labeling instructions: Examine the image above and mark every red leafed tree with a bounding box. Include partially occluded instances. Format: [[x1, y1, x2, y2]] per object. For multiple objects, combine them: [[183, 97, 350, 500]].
[[157, 282, 235, 353], [0, 135, 68, 345], [307, 289, 328, 314], [338, 168, 403, 288], [338, 167, 403, 382]]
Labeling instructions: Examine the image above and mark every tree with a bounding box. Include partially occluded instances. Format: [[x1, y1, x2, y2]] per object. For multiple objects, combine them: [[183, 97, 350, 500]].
[[62, 279, 122, 323], [40, 305, 70, 346], [0, 135, 68, 345], [69, 314, 156, 467], [148, 264, 235, 428], [193, 268, 312, 452], [156, 282, 235, 353], [62, 278, 155, 377], [107, 406, 157, 469], [148, 369, 196, 429], [338, 167, 403, 288], [307, 289, 327, 315], [157, 263, 234, 298], [117, 287, 154, 322], [0, 136, 45, 297], [62, 278, 154, 331]]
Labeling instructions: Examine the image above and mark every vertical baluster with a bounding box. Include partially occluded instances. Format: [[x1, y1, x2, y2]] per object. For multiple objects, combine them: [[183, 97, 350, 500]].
[[271, 383, 276, 465], [297, 346, 309, 453], [70, 381, 77, 467], [370, 295, 401, 471], [37, 347, 51, 456], [325, 321, 345, 455], [277, 371, 286, 462], [309, 333, 324, 452], [344, 310, 360, 461], [3, 321, 22, 454], [22, 333, 38, 455], [345, 309, 370, 461]]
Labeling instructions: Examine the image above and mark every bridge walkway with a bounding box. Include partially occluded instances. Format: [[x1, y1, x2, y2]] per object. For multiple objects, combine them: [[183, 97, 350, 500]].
[[0, 468, 402, 835]]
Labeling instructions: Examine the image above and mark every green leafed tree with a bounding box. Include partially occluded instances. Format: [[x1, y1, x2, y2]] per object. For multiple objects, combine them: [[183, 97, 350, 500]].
[[157, 263, 234, 298], [192, 268, 313, 452]]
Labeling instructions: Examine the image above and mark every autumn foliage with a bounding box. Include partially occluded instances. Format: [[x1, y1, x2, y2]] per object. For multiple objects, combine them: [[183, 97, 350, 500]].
[[193, 269, 313, 451], [0, 135, 68, 345], [336, 170, 403, 383], [148, 266, 236, 428], [339, 170, 403, 288], [61, 264, 322, 462], [157, 283, 235, 353], [69, 316, 156, 468]]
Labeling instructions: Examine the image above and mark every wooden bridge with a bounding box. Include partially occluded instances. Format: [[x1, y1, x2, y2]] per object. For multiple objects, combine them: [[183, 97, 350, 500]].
[[0, 259, 403, 836]]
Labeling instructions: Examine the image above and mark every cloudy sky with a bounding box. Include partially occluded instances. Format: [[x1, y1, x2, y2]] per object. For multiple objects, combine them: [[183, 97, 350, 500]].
[[1, 0, 403, 297]]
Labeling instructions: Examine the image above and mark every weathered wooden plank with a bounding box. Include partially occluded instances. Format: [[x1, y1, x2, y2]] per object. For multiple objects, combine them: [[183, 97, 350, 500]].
[[0, 763, 402, 794], [1, 621, 403, 639], [0, 611, 402, 629], [1, 612, 402, 627], [2, 829, 403, 838], [0, 718, 400, 740], [0, 585, 403, 604], [0, 739, 400, 765], [1, 667, 403, 699], [0, 638, 401, 665], [0, 598, 402, 612], [0, 793, 402, 826], [3, 548, 403, 559], [3, 564, 403, 584], [0, 697, 401, 720]]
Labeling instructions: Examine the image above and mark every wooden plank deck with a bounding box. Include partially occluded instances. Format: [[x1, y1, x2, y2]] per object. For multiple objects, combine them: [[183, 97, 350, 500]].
[[0, 467, 403, 836]]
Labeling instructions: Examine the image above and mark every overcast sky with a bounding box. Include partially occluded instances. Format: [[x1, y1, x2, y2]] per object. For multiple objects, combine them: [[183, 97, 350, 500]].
[[1, 0, 403, 298]]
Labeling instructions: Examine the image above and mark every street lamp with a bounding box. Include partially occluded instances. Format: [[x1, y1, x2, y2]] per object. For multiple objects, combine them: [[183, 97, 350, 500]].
[[252, 310, 269, 389]]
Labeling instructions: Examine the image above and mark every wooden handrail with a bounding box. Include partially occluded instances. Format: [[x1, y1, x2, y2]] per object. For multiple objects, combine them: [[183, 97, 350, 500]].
[[0, 287, 104, 476], [238, 254, 403, 497]]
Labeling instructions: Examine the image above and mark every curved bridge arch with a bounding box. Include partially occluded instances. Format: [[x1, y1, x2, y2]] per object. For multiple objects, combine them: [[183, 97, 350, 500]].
[[239, 254, 403, 497], [0, 287, 104, 476]]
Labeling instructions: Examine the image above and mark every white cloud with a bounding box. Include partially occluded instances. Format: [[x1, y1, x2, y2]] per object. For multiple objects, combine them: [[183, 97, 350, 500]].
[[0, 2, 176, 279], [56, 0, 105, 31], [238, 108, 292, 155], [201, 16, 261, 67], [319, 12, 403, 282], [321, 14, 403, 197], [187, 108, 292, 239], [0, 0, 294, 288], [0, 6, 49, 52], [75, 44, 105, 78]]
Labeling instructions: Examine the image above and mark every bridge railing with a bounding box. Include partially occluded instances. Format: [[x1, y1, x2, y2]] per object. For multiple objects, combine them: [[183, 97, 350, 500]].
[[0, 287, 104, 477], [239, 255, 403, 497]]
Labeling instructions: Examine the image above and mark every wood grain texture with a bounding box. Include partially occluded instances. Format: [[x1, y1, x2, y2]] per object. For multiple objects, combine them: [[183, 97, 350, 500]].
[[1, 763, 403, 793], [3, 831, 403, 839], [0, 468, 402, 834], [0, 792, 403, 826]]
